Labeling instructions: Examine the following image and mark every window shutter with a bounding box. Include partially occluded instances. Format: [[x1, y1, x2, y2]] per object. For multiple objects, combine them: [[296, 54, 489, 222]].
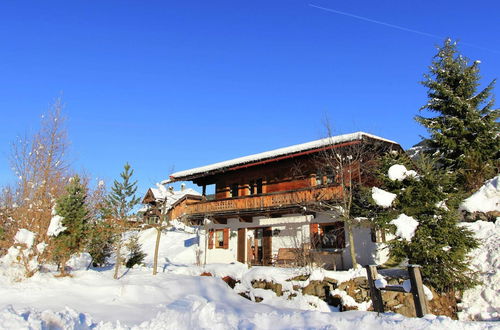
[[223, 228, 229, 249], [310, 223, 319, 248], [310, 223, 319, 234], [208, 230, 214, 249]]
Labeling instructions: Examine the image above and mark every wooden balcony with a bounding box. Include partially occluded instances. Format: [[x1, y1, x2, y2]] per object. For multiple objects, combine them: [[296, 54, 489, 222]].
[[185, 185, 342, 218]]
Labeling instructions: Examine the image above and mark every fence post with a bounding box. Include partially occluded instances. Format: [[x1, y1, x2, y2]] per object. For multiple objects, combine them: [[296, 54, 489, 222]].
[[407, 265, 428, 317], [365, 265, 384, 313]]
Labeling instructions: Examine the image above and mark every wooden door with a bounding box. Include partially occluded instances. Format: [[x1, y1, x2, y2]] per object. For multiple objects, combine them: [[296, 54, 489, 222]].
[[263, 227, 273, 265], [237, 228, 246, 263], [254, 228, 263, 265]]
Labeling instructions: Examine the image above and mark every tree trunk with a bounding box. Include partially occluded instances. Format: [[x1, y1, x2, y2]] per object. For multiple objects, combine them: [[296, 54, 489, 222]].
[[345, 220, 358, 269], [113, 238, 122, 279], [152, 226, 162, 275]]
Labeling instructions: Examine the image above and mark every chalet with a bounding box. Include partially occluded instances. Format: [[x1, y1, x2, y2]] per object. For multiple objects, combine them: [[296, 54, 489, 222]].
[[141, 184, 202, 224], [166, 132, 402, 269]]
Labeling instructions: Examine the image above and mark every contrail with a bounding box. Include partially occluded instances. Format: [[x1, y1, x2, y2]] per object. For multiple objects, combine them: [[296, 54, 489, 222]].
[[309, 4, 500, 54]]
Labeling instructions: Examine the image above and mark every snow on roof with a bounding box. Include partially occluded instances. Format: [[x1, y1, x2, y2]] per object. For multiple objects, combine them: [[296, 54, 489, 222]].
[[169, 132, 399, 181], [146, 183, 201, 211]]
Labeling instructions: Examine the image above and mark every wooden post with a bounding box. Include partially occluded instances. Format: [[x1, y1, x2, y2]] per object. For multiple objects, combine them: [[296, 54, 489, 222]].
[[365, 265, 384, 313], [152, 225, 162, 275], [407, 265, 428, 317]]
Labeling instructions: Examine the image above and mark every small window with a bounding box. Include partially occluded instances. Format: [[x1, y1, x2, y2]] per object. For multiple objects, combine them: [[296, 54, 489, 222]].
[[316, 172, 323, 185], [249, 180, 255, 195], [215, 230, 224, 248], [230, 183, 239, 197], [371, 228, 386, 243], [147, 216, 159, 224], [209, 229, 229, 249], [311, 222, 345, 249], [256, 178, 263, 194]]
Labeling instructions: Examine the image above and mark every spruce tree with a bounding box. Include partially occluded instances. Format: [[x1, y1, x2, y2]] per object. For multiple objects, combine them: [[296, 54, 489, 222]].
[[52, 176, 89, 276], [416, 39, 499, 191], [107, 163, 140, 279], [373, 153, 478, 292], [125, 233, 146, 268], [87, 221, 115, 267]]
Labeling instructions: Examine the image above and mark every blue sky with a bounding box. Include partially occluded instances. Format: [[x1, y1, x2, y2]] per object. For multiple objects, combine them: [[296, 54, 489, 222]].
[[1, 0, 499, 195]]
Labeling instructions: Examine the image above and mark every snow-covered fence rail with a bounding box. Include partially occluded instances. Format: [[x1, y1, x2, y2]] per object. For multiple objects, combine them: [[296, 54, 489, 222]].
[[366, 265, 428, 317]]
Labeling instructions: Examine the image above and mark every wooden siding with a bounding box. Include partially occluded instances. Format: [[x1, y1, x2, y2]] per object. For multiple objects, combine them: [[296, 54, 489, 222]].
[[167, 195, 203, 221], [237, 228, 246, 263], [185, 185, 342, 216]]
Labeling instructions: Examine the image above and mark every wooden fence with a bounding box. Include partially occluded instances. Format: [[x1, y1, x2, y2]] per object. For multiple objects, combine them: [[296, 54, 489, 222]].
[[365, 265, 428, 317]]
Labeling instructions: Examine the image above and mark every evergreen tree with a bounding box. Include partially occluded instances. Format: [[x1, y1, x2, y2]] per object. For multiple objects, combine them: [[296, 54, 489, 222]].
[[108, 163, 141, 219], [125, 233, 146, 268], [52, 176, 89, 276], [107, 162, 140, 279], [373, 153, 478, 292], [87, 221, 115, 267], [416, 39, 499, 191]]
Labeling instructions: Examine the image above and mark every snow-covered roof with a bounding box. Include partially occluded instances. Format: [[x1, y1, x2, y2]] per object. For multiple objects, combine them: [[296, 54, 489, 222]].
[[168, 132, 399, 182], [145, 183, 202, 210]]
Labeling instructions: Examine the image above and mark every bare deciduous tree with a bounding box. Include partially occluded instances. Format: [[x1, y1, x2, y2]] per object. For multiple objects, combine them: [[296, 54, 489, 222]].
[[4, 100, 70, 276], [299, 127, 392, 269]]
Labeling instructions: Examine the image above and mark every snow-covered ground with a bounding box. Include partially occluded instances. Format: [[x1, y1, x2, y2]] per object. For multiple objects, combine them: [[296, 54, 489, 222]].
[[0, 266, 497, 330], [0, 221, 498, 329], [460, 175, 499, 213], [458, 219, 500, 321]]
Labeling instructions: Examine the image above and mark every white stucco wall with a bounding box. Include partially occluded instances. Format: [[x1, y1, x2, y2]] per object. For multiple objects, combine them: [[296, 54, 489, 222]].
[[199, 213, 387, 269]]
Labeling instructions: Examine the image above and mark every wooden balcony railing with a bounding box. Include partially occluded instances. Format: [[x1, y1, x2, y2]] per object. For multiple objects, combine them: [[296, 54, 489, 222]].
[[185, 185, 342, 215]]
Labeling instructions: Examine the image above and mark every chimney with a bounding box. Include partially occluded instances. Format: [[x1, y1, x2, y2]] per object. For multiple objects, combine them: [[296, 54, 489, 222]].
[[180, 183, 186, 191]]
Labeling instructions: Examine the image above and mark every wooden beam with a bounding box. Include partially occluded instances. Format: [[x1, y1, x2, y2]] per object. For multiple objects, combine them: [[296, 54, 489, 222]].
[[365, 265, 384, 313], [212, 217, 228, 225], [238, 216, 252, 223], [379, 285, 406, 293], [408, 265, 428, 317]]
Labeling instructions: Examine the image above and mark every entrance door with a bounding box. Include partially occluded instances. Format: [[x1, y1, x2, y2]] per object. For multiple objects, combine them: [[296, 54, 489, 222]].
[[249, 227, 272, 266], [237, 228, 246, 263], [262, 227, 272, 265], [254, 228, 264, 265]]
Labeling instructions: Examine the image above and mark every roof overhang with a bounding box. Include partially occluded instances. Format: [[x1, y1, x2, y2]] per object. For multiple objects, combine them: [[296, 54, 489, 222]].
[[169, 132, 401, 183]]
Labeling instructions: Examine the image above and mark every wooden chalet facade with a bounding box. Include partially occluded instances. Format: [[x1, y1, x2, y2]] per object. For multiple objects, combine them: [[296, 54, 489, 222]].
[[167, 132, 402, 269], [141, 186, 202, 224]]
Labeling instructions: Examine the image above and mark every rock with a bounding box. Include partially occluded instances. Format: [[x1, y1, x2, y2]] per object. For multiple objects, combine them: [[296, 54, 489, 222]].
[[288, 274, 309, 281], [222, 276, 237, 289], [200, 272, 212, 276]]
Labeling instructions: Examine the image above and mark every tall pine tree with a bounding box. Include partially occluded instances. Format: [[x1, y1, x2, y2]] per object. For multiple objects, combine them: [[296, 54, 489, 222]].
[[52, 176, 89, 276], [107, 162, 140, 279], [416, 39, 499, 191]]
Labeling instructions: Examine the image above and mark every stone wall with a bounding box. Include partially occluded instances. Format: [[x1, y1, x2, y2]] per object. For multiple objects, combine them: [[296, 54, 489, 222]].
[[212, 272, 459, 319]]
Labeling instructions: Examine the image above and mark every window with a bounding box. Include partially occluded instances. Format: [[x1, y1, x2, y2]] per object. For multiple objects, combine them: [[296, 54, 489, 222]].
[[316, 172, 323, 185], [208, 228, 229, 249], [215, 230, 224, 248], [256, 178, 263, 194], [248, 179, 262, 195], [230, 183, 239, 197], [371, 228, 386, 243], [249, 180, 255, 195], [147, 216, 159, 224], [310, 222, 345, 249]]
